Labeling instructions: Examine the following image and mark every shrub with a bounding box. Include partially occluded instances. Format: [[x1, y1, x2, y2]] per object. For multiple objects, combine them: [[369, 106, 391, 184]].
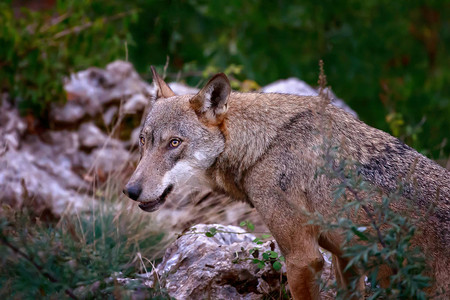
[[0, 1, 137, 118], [309, 141, 433, 299]]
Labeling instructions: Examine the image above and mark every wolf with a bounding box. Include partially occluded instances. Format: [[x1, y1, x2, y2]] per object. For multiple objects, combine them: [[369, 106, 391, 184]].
[[124, 67, 449, 299]]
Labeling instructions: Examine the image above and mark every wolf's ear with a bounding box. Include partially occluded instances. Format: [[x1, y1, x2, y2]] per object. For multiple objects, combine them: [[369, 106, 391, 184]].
[[151, 66, 175, 99], [190, 73, 231, 124]]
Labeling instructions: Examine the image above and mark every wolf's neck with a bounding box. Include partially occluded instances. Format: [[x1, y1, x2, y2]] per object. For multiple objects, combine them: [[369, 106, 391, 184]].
[[217, 92, 322, 180]]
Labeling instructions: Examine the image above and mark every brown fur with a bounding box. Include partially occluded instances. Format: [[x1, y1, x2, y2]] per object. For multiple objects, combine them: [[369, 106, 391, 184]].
[[124, 71, 450, 299]]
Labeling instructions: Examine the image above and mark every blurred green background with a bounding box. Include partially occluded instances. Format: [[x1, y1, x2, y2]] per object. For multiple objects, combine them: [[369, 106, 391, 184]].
[[1, 0, 449, 159]]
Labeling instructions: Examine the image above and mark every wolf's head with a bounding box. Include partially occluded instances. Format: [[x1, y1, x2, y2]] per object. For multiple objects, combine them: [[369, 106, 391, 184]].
[[123, 67, 230, 211]]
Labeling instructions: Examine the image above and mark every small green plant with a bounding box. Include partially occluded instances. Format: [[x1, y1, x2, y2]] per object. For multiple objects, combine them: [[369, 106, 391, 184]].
[[239, 220, 256, 232], [238, 221, 285, 272], [249, 247, 285, 272]]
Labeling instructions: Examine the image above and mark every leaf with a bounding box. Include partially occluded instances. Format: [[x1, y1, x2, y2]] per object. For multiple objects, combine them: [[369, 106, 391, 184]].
[[273, 261, 282, 271], [351, 226, 369, 241], [269, 251, 278, 259]]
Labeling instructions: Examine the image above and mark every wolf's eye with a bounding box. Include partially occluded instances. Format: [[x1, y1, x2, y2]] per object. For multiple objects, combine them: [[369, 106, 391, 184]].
[[139, 136, 145, 146], [169, 138, 181, 149]]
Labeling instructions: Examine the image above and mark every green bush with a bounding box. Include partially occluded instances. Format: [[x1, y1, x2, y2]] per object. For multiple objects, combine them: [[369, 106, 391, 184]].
[[0, 0, 136, 118]]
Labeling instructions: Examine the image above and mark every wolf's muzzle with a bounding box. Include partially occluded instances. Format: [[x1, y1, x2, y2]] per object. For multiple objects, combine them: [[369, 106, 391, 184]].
[[138, 184, 174, 212]]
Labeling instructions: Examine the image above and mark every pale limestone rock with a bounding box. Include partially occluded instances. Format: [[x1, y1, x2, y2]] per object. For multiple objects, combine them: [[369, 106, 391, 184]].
[[0, 135, 90, 215], [78, 122, 106, 148], [51, 60, 153, 124], [145, 224, 287, 300]]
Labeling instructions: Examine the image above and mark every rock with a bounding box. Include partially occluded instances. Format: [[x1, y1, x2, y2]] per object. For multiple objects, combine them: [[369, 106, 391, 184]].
[[88, 147, 131, 175], [102, 106, 118, 126], [130, 127, 141, 146], [0, 100, 27, 135], [145, 224, 287, 299], [50, 101, 87, 124], [66, 61, 152, 106], [122, 94, 148, 115], [0, 102, 92, 216], [78, 122, 113, 149], [41, 130, 80, 155], [2, 132, 20, 150], [260, 77, 358, 118], [261, 77, 318, 96], [1, 62, 220, 219], [168, 82, 199, 95], [77, 122, 126, 151], [51, 61, 153, 124], [0, 135, 91, 216], [0, 100, 27, 151], [135, 224, 337, 299]]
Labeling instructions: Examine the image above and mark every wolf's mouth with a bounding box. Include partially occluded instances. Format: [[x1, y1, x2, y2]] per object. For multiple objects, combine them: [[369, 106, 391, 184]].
[[138, 184, 174, 212]]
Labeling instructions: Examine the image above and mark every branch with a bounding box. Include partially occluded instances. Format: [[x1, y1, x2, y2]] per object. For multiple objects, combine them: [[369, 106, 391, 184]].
[[345, 185, 387, 248], [53, 10, 136, 39]]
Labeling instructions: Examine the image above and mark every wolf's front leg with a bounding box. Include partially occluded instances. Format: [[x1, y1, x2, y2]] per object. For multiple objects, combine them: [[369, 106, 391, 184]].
[[245, 162, 327, 299], [285, 242, 324, 300], [247, 190, 324, 298]]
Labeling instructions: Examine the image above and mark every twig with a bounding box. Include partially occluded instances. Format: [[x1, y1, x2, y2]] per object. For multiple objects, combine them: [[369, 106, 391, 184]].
[[345, 184, 387, 249], [39, 13, 70, 33], [163, 56, 170, 79], [53, 10, 136, 39]]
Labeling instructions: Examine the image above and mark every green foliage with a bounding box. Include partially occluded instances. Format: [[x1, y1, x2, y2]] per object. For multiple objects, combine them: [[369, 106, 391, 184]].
[[194, 222, 286, 273], [239, 220, 255, 232], [0, 204, 168, 299], [309, 143, 433, 299], [0, 1, 136, 118], [2, 1, 449, 157], [130, 0, 450, 157], [205, 226, 217, 238], [249, 248, 285, 272], [237, 221, 286, 272]]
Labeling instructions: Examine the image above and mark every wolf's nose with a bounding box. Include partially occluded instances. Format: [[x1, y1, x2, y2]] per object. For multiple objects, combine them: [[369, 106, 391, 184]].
[[123, 184, 142, 201]]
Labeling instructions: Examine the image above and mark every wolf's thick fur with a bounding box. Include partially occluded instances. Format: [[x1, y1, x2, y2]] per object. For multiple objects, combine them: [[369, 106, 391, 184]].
[[124, 70, 449, 299]]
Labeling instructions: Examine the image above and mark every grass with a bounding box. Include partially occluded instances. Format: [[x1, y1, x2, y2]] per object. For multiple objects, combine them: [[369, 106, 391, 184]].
[[0, 188, 171, 299]]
